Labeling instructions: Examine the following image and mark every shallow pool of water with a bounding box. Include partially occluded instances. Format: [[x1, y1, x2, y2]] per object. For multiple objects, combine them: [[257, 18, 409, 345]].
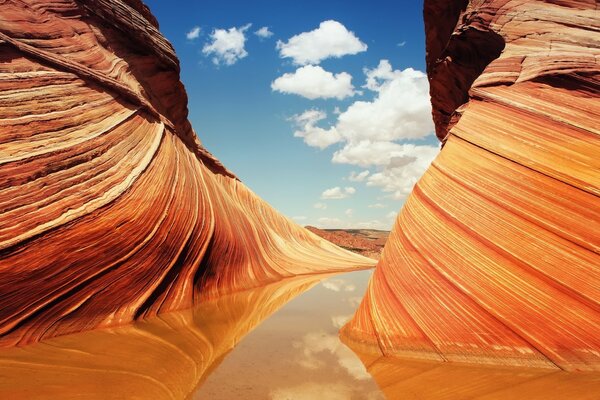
[[1, 268, 598, 399], [193, 269, 384, 400]]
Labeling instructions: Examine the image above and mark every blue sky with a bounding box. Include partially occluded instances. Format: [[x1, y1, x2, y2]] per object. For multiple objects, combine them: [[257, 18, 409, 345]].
[[144, 0, 439, 230]]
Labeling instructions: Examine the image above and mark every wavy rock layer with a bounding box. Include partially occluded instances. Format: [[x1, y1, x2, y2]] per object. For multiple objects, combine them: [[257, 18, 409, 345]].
[[349, 352, 600, 400], [0, 0, 374, 347], [0, 273, 327, 399], [342, 0, 600, 371]]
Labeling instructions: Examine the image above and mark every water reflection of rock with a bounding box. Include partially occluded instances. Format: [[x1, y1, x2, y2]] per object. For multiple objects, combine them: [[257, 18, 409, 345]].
[[0, 273, 333, 399], [342, 341, 600, 400]]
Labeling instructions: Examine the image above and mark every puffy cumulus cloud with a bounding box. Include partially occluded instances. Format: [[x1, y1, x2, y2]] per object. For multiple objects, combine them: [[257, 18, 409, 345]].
[[272, 65, 356, 100], [368, 203, 386, 208], [292, 215, 307, 221], [289, 60, 439, 199], [363, 144, 439, 199], [348, 170, 370, 182], [202, 23, 251, 66], [338, 62, 433, 141], [276, 20, 367, 65], [345, 208, 353, 217], [321, 186, 355, 200], [254, 26, 273, 39], [313, 202, 327, 210], [289, 110, 341, 149], [186, 26, 201, 40]]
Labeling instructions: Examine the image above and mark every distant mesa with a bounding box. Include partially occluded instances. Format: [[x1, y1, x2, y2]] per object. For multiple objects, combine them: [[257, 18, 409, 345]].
[[342, 0, 600, 371], [0, 0, 374, 347], [305, 226, 389, 260]]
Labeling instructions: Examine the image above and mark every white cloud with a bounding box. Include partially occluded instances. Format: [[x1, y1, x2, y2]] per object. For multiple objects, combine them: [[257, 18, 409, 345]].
[[355, 219, 391, 230], [289, 110, 341, 149], [292, 61, 433, 148], [255, 26, 273, 39], [321, 186, 355, 200], [348, 170, 370, 182], [276, 20, 367, 65], [397, 40, 406, 47], [202, 23, 251, 66], [338, 63, 433, 142], [345, 208, 353, 217], [331, 315, 352, 329], [313, 202, 327, 210], [289, 60, 439, 200], [363, 144, 439, 199], [353, 210, 398, 231], [272, 65, 356, 100], [316, 217, 345, 229], [186, 26, 201, 40], [368, 203, 386, 208], [293, 331, 371, 381], [322, 278, 355, 292], [292, 216, 307, 221]]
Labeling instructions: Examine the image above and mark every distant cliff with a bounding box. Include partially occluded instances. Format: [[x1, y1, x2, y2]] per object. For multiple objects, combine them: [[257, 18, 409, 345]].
[[0, 0, 374, 347], [342, 0, 600, 371]]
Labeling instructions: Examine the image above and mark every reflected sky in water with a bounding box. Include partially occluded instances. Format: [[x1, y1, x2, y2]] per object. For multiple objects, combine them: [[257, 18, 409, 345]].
[[1, 268, 598, 399], [193, 269, 384, 399]]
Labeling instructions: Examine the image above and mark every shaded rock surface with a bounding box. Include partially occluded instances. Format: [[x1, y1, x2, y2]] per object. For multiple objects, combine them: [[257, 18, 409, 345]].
[[342, 0, 600, 371], [0, 0, 374, 347]]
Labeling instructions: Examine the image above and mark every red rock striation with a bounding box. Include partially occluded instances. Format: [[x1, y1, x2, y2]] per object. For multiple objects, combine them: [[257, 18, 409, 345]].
[[342, 0, 600, 371], [0, 0, 374, 347], [0, 273, 327, 399]]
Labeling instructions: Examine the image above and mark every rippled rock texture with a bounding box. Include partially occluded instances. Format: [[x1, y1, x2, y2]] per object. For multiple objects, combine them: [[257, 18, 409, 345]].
[[342, 0, 600, 371], [0, 0, 374, 347], [0, 274, 326, 399]]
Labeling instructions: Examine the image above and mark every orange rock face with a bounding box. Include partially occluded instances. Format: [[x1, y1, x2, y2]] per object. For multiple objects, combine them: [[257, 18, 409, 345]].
[[0, 273, 326, 399], [0, 0, 374, 347], [342, 0, 600, 371]]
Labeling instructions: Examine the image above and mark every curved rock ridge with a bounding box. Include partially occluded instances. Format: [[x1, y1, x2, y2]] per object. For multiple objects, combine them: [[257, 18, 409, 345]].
[[0, 273, 327, 399], [342, 0, 600, 371], [0, 0, 374, 347]]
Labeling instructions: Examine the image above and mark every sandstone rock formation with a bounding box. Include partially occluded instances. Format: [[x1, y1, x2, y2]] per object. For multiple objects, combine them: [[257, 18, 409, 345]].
[[342, 0, 600, 371], [0, 273, 327, 399], [0, 0, 374, 347], [352, 352, 600, 399]]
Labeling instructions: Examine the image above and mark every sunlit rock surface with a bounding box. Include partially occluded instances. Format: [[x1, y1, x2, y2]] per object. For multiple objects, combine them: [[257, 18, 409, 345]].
[[347, 350, 600, 400], [342, 0, 600, 371], [0, 0, 374, 347], [0, 274, 327, 399]]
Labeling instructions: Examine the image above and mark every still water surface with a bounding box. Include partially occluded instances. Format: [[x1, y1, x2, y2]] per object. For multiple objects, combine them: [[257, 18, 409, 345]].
[[193, 269, 383, 399], [1, 269, 599, 399]]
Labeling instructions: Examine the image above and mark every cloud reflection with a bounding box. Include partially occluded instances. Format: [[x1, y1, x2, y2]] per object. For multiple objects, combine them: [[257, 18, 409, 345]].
[[294, 331, 371, 380], [321, 278, 356, 292]]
